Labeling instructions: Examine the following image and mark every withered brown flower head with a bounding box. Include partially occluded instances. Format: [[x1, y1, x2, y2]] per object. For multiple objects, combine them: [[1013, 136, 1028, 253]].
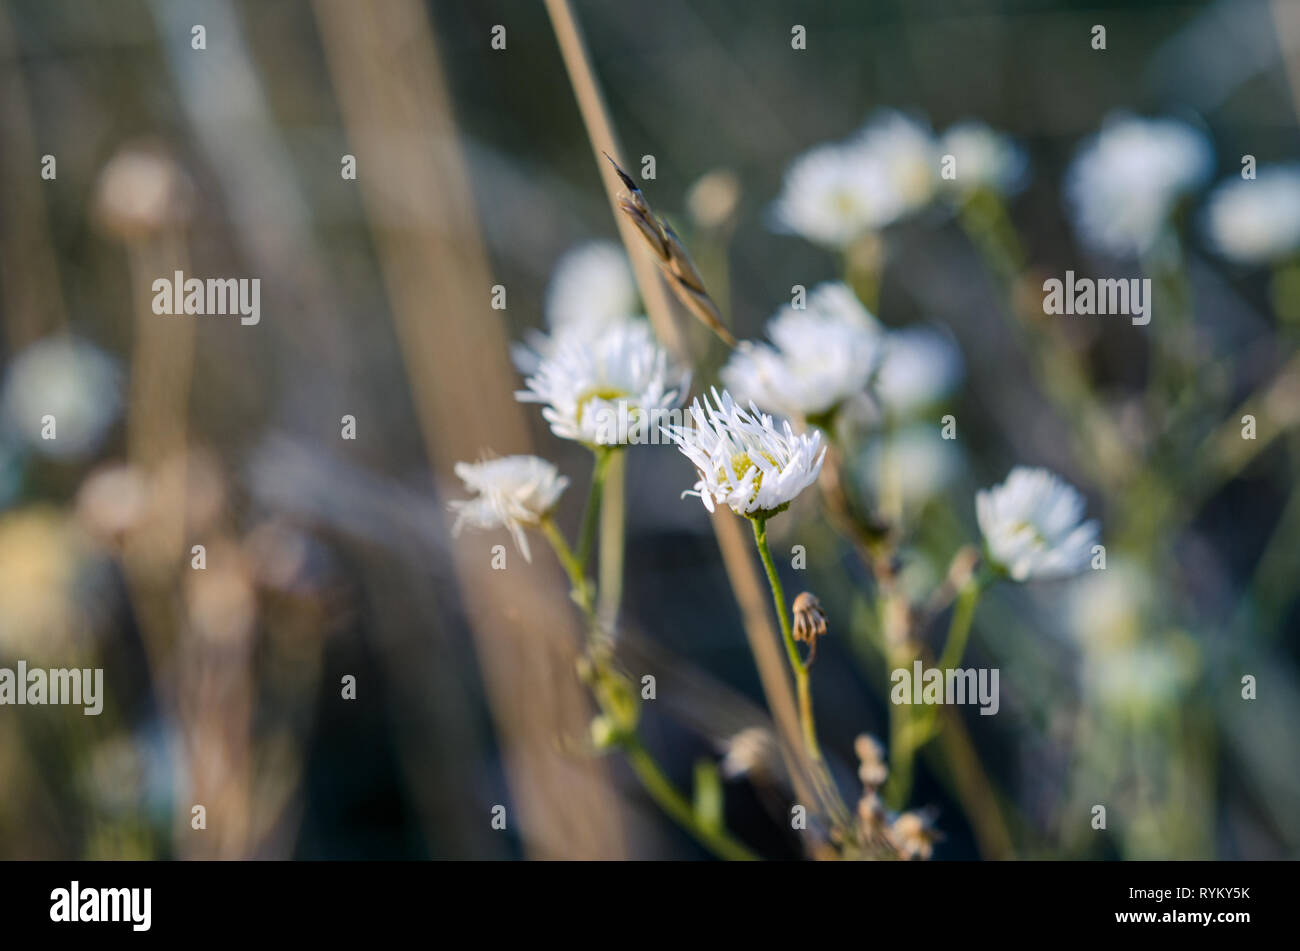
[[792, 591, 828, 662]]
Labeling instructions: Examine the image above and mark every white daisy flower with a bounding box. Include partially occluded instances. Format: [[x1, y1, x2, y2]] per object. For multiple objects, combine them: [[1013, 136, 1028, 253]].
[[664, 388, 827, 517], [1203, 164, 1300, 265], [516, 321, 689, 447], [938, 119, 1029, 197], [1064, 114, 1212, 257], [448, 455, 569, 563], [975, 467, 1099, 581], [720, 281, 884, 418], [512, 241, 641, 373], [875, 325, 964, 417], [769, 141, 906, 248], [850, 109, 940, 214]]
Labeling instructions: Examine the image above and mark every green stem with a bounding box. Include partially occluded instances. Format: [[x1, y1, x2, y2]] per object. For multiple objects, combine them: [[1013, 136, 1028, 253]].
[[750, 516, 821, 761], [543, 472, 758, 861], [577, 446, 613, 573], [887, 576, 986, 808], [937, 579, 983, 673], [884, 647, 917, 810], [540, 515, 592, 614], [623, 737, 758, 861], [597, 449, 626, 634], [843, 232, 883, 314]]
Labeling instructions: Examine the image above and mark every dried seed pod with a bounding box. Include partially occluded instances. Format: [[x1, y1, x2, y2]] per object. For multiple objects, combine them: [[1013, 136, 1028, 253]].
[[792, 591, 828, 662], [604, 153, 737, 347]]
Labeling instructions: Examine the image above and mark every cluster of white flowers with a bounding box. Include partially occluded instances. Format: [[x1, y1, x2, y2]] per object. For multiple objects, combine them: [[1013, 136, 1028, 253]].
[[770, 111, 1026, 249], [1064, 113, 1300, 272], [455, 130, 1102, 582], [444, 127, 1118, 859], [719, 282, 964, 429], [451, 244, 689, 553], [1064, 113, 1213, 257]]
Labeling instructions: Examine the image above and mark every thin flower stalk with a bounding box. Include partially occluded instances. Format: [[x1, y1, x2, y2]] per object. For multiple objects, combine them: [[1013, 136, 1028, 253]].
[[539, 468, 757, 861]]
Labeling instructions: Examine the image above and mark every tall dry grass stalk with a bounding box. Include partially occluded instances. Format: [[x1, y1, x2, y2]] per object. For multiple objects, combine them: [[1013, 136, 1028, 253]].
[[543, 0, 828, 829], [313, 0, 630, 860], [541, 0, 687, 361]]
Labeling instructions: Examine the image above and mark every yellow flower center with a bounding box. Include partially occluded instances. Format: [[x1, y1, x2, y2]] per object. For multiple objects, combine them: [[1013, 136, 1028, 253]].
[[575, 386, 633, 426], [1009, 520, 1046, 546], [721, 451, 780, 503], [831, 189, 859, 217]]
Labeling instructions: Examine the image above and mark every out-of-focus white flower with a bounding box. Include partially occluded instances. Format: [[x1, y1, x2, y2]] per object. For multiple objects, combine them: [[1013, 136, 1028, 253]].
[[1203, 164, 1300, 265], [1, 336, 122, 460], [721, 281, 883, 418], [939, 119, 1029, 196], [875, 325, 963, 417], [769, 142, 906, 248], [546, 241, 639, 333], [664, 388, 826, 517], [861, 424, 962, 510], [513, 241, 641, 373], [448, 455, 569, 563], [1064, 114, 1212, 257], [769, 111, 940, 248], [850, 109, 940, 214], [976, 467, 1099, 581], [1067, 558, 1149, 653], [1084, 643, 1192, 719], [720, 726, 779, 780], [516, 321, 688, 447]]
